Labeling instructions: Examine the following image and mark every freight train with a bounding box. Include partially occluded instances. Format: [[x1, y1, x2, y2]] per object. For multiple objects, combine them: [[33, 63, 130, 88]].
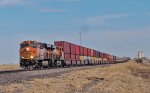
[[20, 41, 117, 69]]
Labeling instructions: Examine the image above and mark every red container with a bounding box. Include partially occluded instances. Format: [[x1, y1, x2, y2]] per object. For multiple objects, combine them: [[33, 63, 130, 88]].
[[75, 55, 80, 61], [96, 51, 99, 58], [105, 53, 108, 59], [71, 54, 75, 61], [101, 53, 104, 59], [102, 53, 106, 58], [93, 50, 95, 57], [110, 55, 113, 61], [93, 50, 96, 57], [107, 54, 110, 61], [94, 50, 97, 57], [71, 44, 76, 54], [71, 54, 76, 65], [64, 53, 71, 65], [97, 51, 99, 58], [99, 52, 102, 58], [75, 45, 80, 55], [95, 50, 97, 57], [80, 46, 84, 55], [88, 48, 91, 57], [64, 53, 71, 60], [83, 47, 88, 56], [91, 49, 94, 57], [105, 53, 108, 58], [54, 41, 70, 54]]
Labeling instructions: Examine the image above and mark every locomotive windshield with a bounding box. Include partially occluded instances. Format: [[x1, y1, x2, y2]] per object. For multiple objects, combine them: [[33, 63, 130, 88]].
[[20, 42, 37, 48]]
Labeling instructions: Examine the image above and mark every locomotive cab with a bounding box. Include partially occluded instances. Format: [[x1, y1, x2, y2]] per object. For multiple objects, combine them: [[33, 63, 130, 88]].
[[20, 41, 38, 68]]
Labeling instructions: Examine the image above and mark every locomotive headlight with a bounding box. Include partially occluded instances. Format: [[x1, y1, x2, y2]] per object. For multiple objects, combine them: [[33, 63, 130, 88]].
[[30, 56, 34, 59], [22, 57, 24, 59], [26, 48, 29, 51]]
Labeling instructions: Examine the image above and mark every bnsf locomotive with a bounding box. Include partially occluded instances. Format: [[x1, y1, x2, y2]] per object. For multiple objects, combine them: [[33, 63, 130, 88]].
[[20, 41, 117, 69]]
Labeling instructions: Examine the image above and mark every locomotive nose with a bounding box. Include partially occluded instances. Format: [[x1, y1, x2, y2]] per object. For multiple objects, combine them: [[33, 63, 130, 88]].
[[20, 47, 35, 59]]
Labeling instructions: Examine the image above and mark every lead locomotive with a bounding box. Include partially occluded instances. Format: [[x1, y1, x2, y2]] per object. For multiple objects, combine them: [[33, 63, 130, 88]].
[[20, 41, 65, 69]]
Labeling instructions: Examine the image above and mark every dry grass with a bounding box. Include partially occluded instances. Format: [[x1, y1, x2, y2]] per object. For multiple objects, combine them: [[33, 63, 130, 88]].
[[0, 61, 150, 93], [0, 64, 20, 71]]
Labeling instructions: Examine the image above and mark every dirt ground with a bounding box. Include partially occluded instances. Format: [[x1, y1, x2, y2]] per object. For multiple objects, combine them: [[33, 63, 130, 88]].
[[0, 61, 150, 93], [0, 64, 20, 71]]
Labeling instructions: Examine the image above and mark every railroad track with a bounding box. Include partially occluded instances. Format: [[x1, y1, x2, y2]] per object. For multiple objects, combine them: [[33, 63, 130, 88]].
[[0, 62, 126, 75], [0, 63, 114, 75], [0, 69, 26, 74], [0, 64, 113, 85]]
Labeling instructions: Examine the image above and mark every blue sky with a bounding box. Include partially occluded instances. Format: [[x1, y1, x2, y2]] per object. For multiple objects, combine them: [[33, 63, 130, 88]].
[[0, 0, 150, 64]]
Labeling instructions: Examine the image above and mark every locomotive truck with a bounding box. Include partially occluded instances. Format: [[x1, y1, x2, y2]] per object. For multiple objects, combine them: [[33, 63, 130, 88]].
[[20, 41, 117, 69]]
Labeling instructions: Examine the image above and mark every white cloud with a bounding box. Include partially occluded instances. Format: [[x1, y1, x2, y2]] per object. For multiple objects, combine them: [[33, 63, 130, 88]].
[[0, 0, 80, 6], [0, 0, 24, 6], [39, 9, 66, 13], [78, 14, 130, 26]]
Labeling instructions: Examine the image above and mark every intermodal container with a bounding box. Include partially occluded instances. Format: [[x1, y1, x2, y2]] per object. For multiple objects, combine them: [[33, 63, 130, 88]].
[[80, 46, 84, 56], [71, 44, 76, 54], [97, 51, 100, 58], [64, 53, 71, 65], [93, 50, 96, 57], [103, 53, 106, 58], [110, 55, 112, 61], [71, 54, 76, 64], [107, 54, 110, 61], [101, 53, 104, 59], [71, 54, 75, 60], [93, 50, 95, 57], [113, 56, 115, 61], [75, 55, 80, 61], [99, 52, 102, 58], [87, 48, 91, 57], [96, 50, 98, 57], [83, 47, 88, 56], [97, 51, 99, 58], [54, 41, 70, 54], [91, 49, 94, 57], [75, 45, 80, 55], [105, 53, 108, 58], [64, 53, 71, 60], [95, 51, 97, 57]]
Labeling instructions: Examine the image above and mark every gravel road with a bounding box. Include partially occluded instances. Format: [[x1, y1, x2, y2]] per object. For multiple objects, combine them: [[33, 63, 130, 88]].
[[0, 65, 110, 85]]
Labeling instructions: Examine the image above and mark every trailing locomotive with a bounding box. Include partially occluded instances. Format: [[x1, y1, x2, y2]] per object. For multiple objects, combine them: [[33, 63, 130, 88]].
[[20, 41, 117, 69]]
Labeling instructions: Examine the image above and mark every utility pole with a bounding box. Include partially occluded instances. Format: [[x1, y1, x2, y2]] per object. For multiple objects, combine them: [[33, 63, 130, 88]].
[[79, 26, 88, 46]]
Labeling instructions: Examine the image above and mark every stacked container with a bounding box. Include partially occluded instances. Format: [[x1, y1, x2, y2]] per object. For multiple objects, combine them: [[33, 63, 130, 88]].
[[87, 48, 92, 64], [54, 41, 116, 66], [75, 45, 80, 65], [83, 47, 88, 65], [103, 53, 107, 63], [80, 46, 84, 64], [54, 41, 71, 65], [71, 44, 76, 65]]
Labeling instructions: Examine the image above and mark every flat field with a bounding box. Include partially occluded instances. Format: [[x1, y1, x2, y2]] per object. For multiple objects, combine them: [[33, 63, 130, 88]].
[[0, 64, 20, 71], [0, 61, 150, 93]]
